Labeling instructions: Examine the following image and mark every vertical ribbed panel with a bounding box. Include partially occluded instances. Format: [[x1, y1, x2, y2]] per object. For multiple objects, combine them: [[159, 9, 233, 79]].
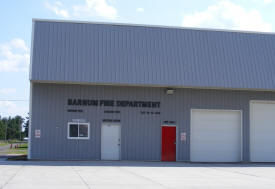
[[31, 20, 275, 90], [30, 83, 275, 160]]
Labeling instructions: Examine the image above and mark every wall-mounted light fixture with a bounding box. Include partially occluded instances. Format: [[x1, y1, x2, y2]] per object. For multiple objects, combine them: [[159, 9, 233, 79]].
[[166, 88, 174, 95]]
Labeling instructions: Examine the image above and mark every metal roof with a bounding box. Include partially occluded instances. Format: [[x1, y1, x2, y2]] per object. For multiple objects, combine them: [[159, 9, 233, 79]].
[[30, 19, 275, 91]]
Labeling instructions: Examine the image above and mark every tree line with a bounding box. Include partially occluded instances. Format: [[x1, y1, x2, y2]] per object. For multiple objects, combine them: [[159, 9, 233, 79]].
[[0, 115, 29, 141]]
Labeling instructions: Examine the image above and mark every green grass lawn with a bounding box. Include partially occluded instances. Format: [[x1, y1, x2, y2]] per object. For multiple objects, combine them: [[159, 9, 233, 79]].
[[0, 143, 8, 146], [7, 143, 28, 155], [0, 140, 26, 145], [18, 143, 28, 148], [0, 142, 28, 155], [0, 140, 8, 146], [7, 149, 28, 155], [8, 140, 25, 144]]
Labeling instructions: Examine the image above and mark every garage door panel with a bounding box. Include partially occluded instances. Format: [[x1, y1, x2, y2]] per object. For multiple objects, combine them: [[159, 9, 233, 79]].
[[191, 110, 242, 162], [250, 102, 275, 162]]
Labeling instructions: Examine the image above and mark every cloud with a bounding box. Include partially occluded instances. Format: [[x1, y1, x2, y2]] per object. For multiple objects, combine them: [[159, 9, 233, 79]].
[[73, 0, 117, 19], [45, 1, 70, 18], [137, 8, 144, 12], [264, 0, 273, 3], [252, 0, 274, 4], [0, 88, 16, 95], [0, 38, 30, 72], [0, 101, 28, 117], [260, 0, 274, 4], [182, 0, 272, 32]]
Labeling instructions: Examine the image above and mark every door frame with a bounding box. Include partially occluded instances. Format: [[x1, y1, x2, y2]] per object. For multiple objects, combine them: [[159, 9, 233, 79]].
[[190, 109, 243, 162], [161, 124, 178, 161], [100, 122, 121, 160]]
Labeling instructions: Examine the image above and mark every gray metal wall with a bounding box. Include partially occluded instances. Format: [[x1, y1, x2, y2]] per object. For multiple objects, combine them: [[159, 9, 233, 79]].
[[30, 83, 275, 161], [31, 20, 275, 90]]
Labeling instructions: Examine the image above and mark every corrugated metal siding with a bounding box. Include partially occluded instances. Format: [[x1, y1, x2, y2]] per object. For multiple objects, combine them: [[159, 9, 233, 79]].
[[30, 83, 275, 161], [31, 21, 275, 90]]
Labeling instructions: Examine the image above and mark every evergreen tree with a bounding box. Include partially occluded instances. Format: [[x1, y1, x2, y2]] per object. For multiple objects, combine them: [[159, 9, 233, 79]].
[[0, 115, 24, 140], [23, 115, 29, 137], [0, 116, 6, 140]]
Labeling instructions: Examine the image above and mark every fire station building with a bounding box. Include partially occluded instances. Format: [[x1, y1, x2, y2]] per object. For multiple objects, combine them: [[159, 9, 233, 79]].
[[29, 19, 275, 162]]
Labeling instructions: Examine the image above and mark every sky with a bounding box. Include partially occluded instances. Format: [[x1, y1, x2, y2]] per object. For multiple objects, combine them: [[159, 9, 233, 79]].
[[0, 0, 275, 118]]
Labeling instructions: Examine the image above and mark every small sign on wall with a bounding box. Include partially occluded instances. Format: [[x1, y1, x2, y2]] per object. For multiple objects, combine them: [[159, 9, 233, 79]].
[[72, 119, 86, 123], [180, 132, 186, 141], [35, 129, 41, 138]]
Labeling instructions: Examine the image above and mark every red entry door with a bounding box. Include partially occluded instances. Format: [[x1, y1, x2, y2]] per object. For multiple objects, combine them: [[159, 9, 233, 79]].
[[161, 126, 176, 161]]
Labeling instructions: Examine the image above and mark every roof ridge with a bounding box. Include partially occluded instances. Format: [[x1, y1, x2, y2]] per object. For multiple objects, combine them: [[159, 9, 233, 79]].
[[32, 18, 275, 36]]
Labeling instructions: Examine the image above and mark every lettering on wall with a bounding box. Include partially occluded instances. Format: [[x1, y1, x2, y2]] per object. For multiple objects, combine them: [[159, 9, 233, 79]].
[[163, 121, 176, 124], [140, 111, 160, 115], [67, 109, 83, 112], [68, 99, 160, 108], [104, 110, 121, 114]]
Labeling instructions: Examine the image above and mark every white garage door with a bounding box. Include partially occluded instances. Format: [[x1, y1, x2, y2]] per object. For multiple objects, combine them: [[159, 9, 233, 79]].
[[191, 110, 242, 162], [250, 101, 275, 162]]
